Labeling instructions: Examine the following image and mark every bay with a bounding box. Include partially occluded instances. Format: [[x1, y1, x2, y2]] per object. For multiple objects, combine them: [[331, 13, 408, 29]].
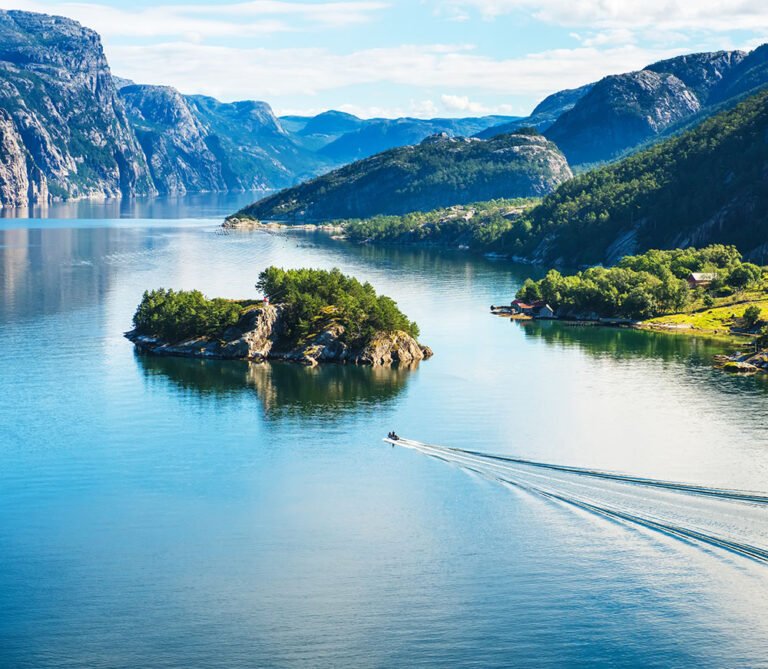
[[1, 196, 768, 668]]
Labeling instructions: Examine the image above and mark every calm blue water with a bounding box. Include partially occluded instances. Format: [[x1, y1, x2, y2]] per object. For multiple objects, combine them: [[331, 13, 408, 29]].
[[2, 196, 768, 668]]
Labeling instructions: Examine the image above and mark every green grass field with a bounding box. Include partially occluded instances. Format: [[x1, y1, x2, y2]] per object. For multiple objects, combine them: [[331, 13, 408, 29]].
[[646, 291, 768, 335]]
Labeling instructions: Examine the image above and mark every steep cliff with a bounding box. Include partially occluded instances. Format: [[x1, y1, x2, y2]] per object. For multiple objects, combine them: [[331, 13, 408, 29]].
[[542, 48, 768, 166], [119, 85, 225, 194], [0, 9, 330, 206], [228, 130, 572, 223], [0, 108, 46, 206], [187, 95, 329, 189], [545, 71, 701, 165], [645, 50, 747, 102], [0, 10, 155, 206]]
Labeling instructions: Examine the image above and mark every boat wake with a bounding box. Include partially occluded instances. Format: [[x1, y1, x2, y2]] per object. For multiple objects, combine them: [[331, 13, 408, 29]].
[[387, 437, 768, 564]]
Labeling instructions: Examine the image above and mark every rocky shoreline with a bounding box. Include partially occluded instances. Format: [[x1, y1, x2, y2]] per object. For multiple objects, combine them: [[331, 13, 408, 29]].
[[714, 350, 768, 374], [222, 217, 344, 233], [126, 303, 432, 367]]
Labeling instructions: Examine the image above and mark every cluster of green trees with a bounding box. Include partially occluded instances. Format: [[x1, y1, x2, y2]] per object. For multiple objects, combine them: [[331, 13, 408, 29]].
[[132, 289, 243, 341], [516, 245, 765, 320], [132, 269, 419, 346], [341, 198, 536, 248], [256, 267, 419, 345]]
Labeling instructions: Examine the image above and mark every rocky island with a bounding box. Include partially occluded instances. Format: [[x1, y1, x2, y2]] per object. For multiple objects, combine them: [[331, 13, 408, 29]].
[[125, 267, 432, 366]]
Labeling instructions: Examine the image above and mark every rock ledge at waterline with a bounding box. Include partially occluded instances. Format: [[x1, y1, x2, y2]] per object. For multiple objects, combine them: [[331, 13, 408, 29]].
[[126, 303, 432, 367]]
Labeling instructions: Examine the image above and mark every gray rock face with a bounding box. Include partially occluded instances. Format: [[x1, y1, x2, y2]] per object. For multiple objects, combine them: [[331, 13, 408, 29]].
[[187, 95, 329, 190], [546, 71, 701, 165], [646, 51, 747, 102], [0, 107, 28, 207], [359, 331, 433, 366], [126, 304, 432, 367], [230, 304, 282, 358], [120, 85, 225, 194], [0, 10, 155, 206], [0, 9, 330, 207], [541, 48, 768, 166]]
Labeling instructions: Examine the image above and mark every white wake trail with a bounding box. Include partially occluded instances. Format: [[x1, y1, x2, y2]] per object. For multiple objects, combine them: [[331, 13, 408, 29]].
[[388, 437, 768, 564]]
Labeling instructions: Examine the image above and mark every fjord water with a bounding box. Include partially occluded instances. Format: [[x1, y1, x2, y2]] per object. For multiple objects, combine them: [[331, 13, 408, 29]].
[[2, 197, 768, 668]]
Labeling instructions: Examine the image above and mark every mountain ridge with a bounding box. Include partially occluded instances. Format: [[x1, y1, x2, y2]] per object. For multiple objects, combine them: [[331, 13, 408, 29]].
[[227, 130, 572, 223], [518, 89, 768, 265], [2, 8, 768, 211], [0, 9, 156, 205]]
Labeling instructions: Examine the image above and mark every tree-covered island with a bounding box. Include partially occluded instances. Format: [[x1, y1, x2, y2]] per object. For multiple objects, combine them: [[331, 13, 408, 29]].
[[126, 267, 431, 366]]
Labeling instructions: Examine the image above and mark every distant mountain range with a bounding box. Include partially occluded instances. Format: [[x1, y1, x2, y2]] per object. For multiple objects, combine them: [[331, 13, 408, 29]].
[[0, 11, 155, 206], [2, 7, 768, 210], [0, 9, 520, 208], [284, 112, 521, 164], [479, 48, 768, 167], [118, 83, 329, 193], [282, 89, 768, 267], [228, 130, 572, 223]]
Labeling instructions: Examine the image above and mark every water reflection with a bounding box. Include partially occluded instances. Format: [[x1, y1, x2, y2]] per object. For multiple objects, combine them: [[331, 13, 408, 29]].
[[517, 319, 768, 395], [0, 226, 163, 323], [278, 229, 549, 282], [0, 191, 264, 221], [136, 353, 415, 418], [517, 319, 725, 362]]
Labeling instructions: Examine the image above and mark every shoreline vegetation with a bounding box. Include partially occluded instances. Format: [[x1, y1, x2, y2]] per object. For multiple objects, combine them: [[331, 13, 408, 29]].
[[125, 267, 432, 367], [506, 245, 768, 372], [223, 198, 540, 253], [225, 89, 768, 269]]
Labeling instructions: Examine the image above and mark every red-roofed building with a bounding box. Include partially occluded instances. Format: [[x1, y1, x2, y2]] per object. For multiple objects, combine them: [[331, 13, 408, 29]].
[[511, 299, 555, 319]]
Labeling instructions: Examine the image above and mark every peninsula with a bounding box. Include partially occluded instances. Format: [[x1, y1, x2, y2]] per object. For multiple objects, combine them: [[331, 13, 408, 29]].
[[510, 245, 768, 372]]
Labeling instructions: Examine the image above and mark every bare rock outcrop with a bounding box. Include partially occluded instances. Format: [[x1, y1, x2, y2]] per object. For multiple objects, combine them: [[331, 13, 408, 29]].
[[126, 304, 431, 367], [0, 9, 155, 207]]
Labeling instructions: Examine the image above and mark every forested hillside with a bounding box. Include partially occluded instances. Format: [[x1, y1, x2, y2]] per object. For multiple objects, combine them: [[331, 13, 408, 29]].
[[518, 89, 768, 265], [228, 131, 571, 223]]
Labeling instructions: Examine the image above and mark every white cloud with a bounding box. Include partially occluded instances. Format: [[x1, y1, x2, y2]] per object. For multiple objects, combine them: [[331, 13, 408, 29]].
[[440, 94, 488, 113], [1, 0, 388, 37], [4, 0, 764, 118], [440, 0, 768, 33], [105, 41, 687, 103], [411, 99, 441, 117], [577, 28, 636, 48]]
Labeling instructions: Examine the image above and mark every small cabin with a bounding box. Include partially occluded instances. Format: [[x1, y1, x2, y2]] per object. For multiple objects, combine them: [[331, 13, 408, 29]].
[[687, 272, 717, 288], [511, 299, 555, 319], [534, 303, 555, 319], [511, 299, 533, 314]]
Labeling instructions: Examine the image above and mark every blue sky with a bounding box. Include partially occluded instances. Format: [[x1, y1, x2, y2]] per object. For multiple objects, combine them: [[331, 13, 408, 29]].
[[5, 0, 768, 118]]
